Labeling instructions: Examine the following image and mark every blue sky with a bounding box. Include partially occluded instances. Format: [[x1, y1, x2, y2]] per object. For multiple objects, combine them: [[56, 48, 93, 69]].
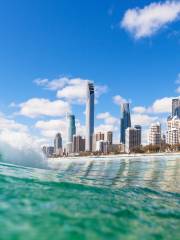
[[0, 0, 180, 148]]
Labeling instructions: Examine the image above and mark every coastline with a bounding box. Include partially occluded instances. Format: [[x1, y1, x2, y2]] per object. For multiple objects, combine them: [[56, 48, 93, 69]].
[[48, 151, 180, 162]]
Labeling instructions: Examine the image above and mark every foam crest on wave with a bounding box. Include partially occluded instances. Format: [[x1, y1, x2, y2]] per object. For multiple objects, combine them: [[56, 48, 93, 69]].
[[0, 141, 47, 169]]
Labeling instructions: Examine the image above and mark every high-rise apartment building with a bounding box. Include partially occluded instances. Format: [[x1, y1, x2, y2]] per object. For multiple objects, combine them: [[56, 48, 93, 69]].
[[125, 126, 141, 153], [92, 132, 105, 152], [106, 131, 113, 145], [96, 140, 108, 154], [86, 82, 94, 151], [95, 132, 105, 141], [148, 123, 161, 145], [73, 135, 85, 153], [120, 102, 131, 144], [66, 114, 76, 153], [54, 133, 62, 155], [167, 116, 180, 145]]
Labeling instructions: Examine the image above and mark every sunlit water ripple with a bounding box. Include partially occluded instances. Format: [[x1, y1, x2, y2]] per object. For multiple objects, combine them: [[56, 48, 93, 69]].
[[0, 155, 180, 240]]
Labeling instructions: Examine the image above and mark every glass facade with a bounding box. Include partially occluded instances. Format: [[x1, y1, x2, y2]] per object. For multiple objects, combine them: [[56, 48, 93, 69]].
[[67, 114, 76, 144], [54, 133, 62, 150], [172, 98, 180, 118], [120, 102, 131, 144]]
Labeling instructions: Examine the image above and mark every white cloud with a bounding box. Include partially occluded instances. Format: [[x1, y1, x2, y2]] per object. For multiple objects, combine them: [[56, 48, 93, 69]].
[[132, 106, 147, 114], [35, 118, 86, 143], [149, 97, 173, 113], [18, 98, 70, 118], [141, 128, 149, 145], [34, 77, 68, 90], [34, 78, 48, 87], [132, 96, 177, 114], [95, 124, 118, 133], [96, 112, 119, 125], [75, 120, 86, 137], [35, 76, 108, 105], [0, 113, 28, 132], [57, 78, 107, 104], [57, 78, 88, 104], [35, 119, 67, 139], [113, 95, 128, 105], [95, 112, 119, 141], [121, 1, 180, 39], [95, 85, 108, 98], [131, 113, 158, 126], [96, 112, 111, 120], [0, 129, 36, 150], [0, 113, 48, 149]]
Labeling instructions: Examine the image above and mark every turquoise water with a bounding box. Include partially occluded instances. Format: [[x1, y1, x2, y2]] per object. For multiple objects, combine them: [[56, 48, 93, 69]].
[[0, 155, 180, 240]]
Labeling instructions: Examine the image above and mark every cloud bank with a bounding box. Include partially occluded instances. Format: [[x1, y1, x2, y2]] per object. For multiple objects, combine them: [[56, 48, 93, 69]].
[[121, 1, 180, 39], [34, 76, 108, 104], [18, 98, 71, 118]]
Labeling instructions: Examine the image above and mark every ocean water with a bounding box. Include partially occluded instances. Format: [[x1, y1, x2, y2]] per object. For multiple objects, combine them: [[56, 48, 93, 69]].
[[0, 155, 180, 240]]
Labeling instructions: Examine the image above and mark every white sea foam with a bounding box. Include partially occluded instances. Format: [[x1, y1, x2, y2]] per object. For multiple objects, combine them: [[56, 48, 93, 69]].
[[0, 141, 47, 169]]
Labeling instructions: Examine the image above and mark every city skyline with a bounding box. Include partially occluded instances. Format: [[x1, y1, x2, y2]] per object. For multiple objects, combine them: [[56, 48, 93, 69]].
[[0, 0, 180, 151], [44, 96, 180, 157]]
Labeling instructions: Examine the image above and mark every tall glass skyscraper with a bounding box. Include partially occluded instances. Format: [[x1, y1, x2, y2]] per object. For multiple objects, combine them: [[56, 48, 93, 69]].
[[66, 114, 76, 153], [86, 82, 94, 151], [172, 98, 180, 118], [120, 102, 131, 144], [54, 133, 62, 154]]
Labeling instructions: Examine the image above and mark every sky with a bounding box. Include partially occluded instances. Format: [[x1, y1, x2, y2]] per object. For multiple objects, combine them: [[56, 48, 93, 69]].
[[0, 0, 180, 150]]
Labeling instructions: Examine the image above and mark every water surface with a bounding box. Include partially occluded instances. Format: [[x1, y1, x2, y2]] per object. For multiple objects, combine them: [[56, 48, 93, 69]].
[[0, 155, 180, 240]]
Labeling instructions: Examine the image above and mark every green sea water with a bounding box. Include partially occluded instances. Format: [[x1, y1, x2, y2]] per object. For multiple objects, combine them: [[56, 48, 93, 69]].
[[0, 155, 180, 240]]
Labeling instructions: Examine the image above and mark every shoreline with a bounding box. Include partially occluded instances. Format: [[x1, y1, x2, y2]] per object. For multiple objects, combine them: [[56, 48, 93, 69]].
[[48, 152, 180, 161]]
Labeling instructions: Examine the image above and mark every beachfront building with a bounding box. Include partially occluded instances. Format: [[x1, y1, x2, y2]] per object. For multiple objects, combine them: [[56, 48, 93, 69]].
[[96, 140, 108, 154], [120, 102, 131, 144], [93, 131, 114, 152], [54, 133, 63, 156], [92, 132, 105, 151], [66, 114, 76, 153], [125, 126, 141, 153], [72, 135, 85, 153], [148, 122, 161, 145], [96, 132, 105, 141], [86, 82, 94, 152], [167, 116, 180, 145], [106, 131, 113, 145]]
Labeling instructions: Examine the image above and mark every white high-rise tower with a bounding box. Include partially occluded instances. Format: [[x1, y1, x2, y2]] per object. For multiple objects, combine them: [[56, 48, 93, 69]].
[[85, 82, 94, 151]]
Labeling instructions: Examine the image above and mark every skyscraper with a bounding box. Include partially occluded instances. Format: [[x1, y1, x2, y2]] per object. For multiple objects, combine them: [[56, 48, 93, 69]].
[[172, 98, 180, 118], [134, 125, 142, 145], [86, 82, 94, 151], [72, 135, 85, 153], [66, 114, 76, 153], [54, 133, 62, 155], [120, 102, 131, 144], [167, 116, 180, 145], [95, 132, 105, 141], [125, 126, 141, 153], [106, 131, 113, 145], [92, 132, 105, 152], [148, 122, 161, 145]]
